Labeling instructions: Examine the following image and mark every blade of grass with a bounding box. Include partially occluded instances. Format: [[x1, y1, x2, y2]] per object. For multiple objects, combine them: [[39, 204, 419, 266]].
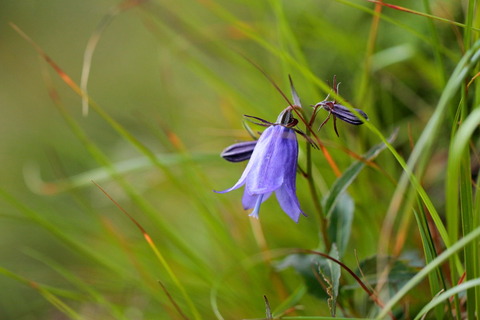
[[24, 249, 128, 320], [332, 0, 458, 60], [37, 51, 211, 274], [380, 40, 480, 268], [0, 188, 126, 276], [413, 278, 480, 320], [9, 23, 192, 197], [365, 0, 480, 33], [158, 280, 190, 320], [412, 205, 451, 319], [266, 0, 311, 88], [13, 22, 248, 267], [93, 181, 202, 320], [460, 152, 476, 320], [24, 153, 219, 194], [446, 107, 480, 319], [376, 225, 480, 319], [463, 2, 480, 317], [0, 267, 83, 320], [80, 0, 145, 116]]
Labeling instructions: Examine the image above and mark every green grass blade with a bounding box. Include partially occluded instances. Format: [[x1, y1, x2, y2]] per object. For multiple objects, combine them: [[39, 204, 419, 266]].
[[380, 39, 480, 261], [24, 249, 127, 320], [376, 225, 480, 319], [413, 205, 450, 319], [24, 153, 219, 193], [414, 278, 480, 320], [0, 267, 84, 320], [0, 189, 125, 275], [446, 107, 480, 319]]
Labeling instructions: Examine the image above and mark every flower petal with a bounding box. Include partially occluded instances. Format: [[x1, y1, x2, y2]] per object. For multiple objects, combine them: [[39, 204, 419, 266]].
[[214, 175, 247, 194], [274, 145, 304, 222], [242, 191, 272, 210], [215, 139, 266, 193], [275, 183, 304, 222], [246, 125, 298, 194]]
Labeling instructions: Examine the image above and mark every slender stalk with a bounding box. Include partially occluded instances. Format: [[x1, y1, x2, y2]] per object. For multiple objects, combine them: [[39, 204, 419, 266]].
[[306, 142, 330, 251]]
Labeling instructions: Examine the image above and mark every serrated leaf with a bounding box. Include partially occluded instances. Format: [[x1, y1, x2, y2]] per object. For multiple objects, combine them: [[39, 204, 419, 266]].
[[327, 192, 354, 257], [319, 244, 341, 316]]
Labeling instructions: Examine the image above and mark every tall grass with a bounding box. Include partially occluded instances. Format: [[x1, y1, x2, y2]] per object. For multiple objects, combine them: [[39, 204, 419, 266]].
[[1, 0, 480, 319]]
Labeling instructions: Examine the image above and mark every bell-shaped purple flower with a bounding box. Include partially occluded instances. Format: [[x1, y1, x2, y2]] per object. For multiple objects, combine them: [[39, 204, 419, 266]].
[[216, 112, 305, 222]]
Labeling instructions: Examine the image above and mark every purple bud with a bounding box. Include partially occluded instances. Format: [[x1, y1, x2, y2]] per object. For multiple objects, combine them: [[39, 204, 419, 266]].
[[221, 141, 257, 162], [317, 102, 368, 125]]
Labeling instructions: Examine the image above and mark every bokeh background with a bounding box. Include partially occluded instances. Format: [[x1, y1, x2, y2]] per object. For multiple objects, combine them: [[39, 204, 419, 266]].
[[0, 0, 473, 319]]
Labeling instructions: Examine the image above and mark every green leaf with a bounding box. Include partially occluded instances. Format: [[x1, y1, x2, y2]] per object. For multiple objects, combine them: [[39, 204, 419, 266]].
[[327, 192, 354, 258], [414, 279, 480, 320], [276, 254, 328, 300], [352, 255, 419, 294], [277, 248, 342, 313]]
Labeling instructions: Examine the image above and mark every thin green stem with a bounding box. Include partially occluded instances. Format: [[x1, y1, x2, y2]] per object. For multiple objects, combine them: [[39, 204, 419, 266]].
[[305, 142, 330, 251]]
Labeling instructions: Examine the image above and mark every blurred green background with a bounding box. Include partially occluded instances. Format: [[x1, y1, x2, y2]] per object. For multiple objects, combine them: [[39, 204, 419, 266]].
[[0, 0, 471, 319]]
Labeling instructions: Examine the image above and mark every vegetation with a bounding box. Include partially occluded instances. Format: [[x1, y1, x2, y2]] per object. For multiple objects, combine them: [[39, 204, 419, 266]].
[[1, 0, 480, 319]]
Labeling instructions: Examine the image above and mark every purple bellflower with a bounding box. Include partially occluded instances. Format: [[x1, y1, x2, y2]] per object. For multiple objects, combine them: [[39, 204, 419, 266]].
[[216, 107, 305, 222]]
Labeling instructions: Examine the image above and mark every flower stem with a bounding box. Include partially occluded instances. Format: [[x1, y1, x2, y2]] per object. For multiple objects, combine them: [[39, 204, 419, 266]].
[[306, 141, 331, 251]]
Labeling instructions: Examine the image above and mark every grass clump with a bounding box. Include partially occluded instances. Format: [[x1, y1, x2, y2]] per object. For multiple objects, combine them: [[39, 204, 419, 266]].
[[1, 0, 480, 319]]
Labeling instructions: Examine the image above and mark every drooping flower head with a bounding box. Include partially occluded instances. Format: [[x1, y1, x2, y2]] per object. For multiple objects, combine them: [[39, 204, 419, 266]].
[[216, 107, 305, 222]]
